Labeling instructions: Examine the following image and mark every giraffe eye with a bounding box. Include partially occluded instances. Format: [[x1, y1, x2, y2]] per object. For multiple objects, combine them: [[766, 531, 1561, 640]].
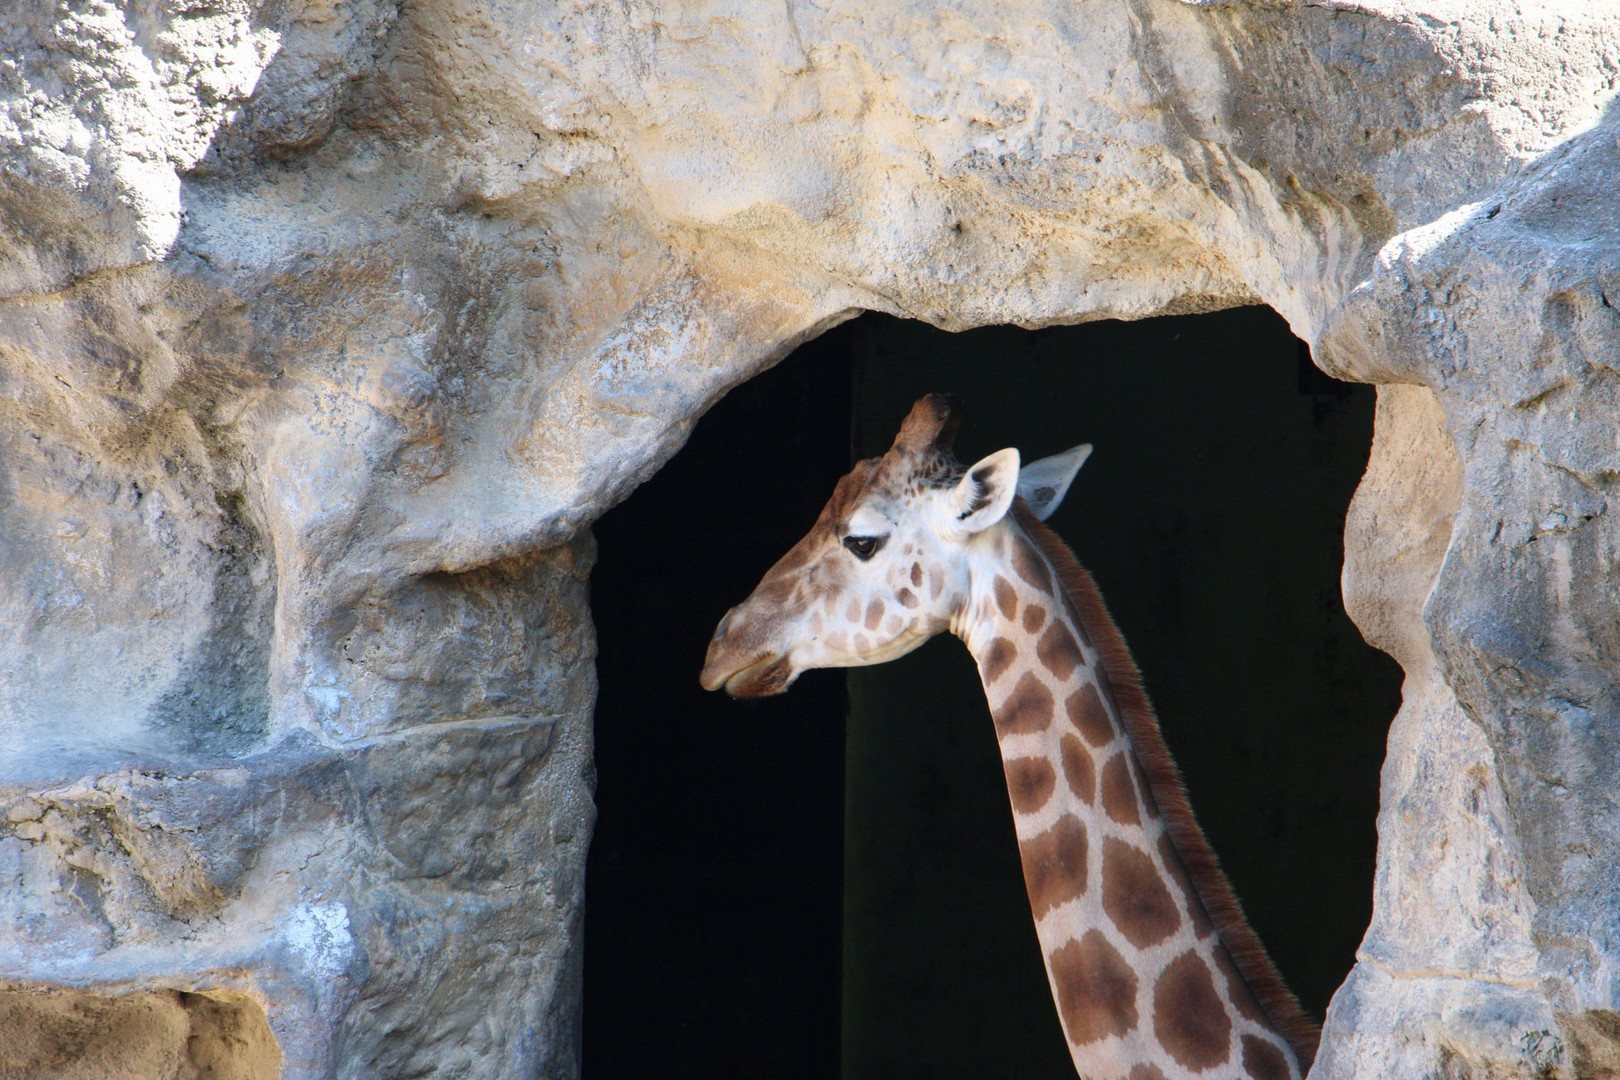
[[842, 535, 885, 561]]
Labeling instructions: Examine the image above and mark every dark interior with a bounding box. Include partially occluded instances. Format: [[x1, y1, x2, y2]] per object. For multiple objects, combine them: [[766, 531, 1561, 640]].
[[583, 308, 1401, 1080]]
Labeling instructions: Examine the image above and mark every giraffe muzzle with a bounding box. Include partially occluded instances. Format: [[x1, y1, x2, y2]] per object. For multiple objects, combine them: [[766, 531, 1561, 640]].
[[702, 603, 794, 696], [699, 649, 794, 697]]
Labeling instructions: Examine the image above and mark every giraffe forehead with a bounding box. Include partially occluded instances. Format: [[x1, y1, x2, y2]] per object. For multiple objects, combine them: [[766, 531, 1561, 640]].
[[845, 504, 895, 534], [849, 482, 944, 530], [858, 459, 959, 511]]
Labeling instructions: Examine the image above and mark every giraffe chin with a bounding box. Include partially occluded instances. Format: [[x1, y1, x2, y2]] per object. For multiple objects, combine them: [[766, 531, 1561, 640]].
[[715, 654, 797, 698]]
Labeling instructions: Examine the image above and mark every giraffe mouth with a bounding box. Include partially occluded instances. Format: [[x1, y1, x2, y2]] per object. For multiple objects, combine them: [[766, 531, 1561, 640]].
[[706, 653, 795, 697]]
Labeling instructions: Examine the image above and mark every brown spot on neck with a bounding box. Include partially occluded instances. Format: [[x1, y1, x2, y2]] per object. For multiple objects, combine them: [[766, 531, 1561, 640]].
[[1059, 734, 1095, 805], [1022, 604, 1047, 634], [1036, 622, 1084, 680], [1066, 683, 1115, 747], [993, 575, 1019, 620], [1050, 930, 1137, 1045], [1100, 752, 1142, 825], [1154, 951, 1232, 1070], [994, 672, 1055, 737], [1019, 815, 1088, 919], [1100, 837, 1181, 949], [1243, 1035, 1294, 1080], [1010, 534, 1054, 594], [980, 638, 1017, 685], [1004, 756, 1057, 816]]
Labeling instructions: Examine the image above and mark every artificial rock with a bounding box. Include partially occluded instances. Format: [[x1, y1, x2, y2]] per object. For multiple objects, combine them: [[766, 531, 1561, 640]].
[[1, 0, 1617, 1076]]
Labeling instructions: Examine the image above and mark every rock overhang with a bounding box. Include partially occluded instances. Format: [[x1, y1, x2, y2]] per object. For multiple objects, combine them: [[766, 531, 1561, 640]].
[[1, 0, 1618, 1075]]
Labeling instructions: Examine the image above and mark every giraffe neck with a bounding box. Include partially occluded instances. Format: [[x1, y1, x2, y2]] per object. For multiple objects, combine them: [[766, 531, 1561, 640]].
[[955, 507, 1312, 1080]]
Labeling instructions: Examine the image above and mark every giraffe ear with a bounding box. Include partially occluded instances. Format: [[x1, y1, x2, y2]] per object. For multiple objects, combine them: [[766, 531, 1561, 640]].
[[947, 448, 1021, 536], [1016, 443, 1092, 521]]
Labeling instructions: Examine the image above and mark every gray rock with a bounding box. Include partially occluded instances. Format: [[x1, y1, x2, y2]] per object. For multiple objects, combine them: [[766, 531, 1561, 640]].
[[1, 0, 1617, 1074]]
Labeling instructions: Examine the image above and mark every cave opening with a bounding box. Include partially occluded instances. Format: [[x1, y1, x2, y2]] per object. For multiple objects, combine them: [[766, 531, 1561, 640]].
[[583, 308, 1401, 1080]]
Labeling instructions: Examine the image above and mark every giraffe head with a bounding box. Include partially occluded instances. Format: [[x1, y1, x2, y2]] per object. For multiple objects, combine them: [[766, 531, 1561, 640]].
[[700, 394, 1091, 696]]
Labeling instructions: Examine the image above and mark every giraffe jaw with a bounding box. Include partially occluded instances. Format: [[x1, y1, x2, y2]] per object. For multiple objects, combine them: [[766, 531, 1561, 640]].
[[704, 627, 937, 698]]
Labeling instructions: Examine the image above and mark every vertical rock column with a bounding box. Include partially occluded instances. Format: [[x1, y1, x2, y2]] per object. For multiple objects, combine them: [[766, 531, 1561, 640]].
[[1321, 107, 1620, 1079]]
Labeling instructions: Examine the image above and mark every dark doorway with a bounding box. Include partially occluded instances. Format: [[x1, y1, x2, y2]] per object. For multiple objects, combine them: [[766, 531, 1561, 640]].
[[584, 308, 1400, 1080], [583, 332, 856, 1080]]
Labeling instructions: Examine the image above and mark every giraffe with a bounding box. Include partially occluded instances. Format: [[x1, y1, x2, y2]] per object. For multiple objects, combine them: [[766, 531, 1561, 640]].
[[699, 394, 1319, 1080]]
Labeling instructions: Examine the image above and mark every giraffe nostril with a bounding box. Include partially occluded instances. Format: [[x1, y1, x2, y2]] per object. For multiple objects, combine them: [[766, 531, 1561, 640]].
[[713, 608, 736, 642]]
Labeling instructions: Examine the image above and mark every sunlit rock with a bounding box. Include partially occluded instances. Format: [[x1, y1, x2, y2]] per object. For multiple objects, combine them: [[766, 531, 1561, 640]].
[[2, 0, 1617, 1074]]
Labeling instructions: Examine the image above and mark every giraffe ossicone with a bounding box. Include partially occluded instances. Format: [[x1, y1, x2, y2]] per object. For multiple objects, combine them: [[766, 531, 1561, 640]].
[[700, 394, 1319, 1080]]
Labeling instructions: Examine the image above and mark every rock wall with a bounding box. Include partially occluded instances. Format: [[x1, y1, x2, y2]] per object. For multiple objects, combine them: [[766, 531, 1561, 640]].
[[1, 0, 1616, 1076]]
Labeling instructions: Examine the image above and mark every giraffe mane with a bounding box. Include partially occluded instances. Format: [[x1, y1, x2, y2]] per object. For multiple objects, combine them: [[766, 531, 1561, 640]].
[[1010, 500, 1323, 1069]]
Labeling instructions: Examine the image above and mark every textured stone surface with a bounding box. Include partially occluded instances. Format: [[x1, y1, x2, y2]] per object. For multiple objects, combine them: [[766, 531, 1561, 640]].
[[1319, 110, 1620, 1076], [0, 986, 281, 1079], [1, 0, 1617, 1075]]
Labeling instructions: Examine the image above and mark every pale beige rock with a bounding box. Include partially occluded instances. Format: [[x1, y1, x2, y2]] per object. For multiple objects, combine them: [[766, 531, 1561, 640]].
[[1317, 98, 1620, 1075], [1, 0, 1618, 1075]]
